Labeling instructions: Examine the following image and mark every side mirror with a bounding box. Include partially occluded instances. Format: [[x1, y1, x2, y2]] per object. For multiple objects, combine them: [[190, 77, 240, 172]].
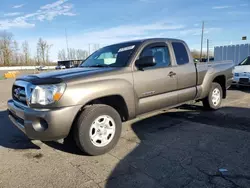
[[135, 56, 156, 69]]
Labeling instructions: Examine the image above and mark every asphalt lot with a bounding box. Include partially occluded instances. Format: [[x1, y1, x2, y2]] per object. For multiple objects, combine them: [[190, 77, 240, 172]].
[[0, 73, 250, 188]]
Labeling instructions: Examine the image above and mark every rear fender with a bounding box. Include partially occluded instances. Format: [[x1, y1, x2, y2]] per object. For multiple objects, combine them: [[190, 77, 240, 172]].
[[197, 69, 224, 99]]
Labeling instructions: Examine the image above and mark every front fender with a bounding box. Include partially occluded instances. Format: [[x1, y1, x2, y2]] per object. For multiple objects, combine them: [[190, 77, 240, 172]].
[[60, 79, 136, 119]]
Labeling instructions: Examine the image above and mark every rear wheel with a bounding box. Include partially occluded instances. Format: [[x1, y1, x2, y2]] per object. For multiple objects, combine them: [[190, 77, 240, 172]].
[[74, 104, 122, 156], [202, 82, 222, 110]]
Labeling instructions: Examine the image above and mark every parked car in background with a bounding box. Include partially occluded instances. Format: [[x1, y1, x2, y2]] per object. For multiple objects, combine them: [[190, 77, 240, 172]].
[[57, 60, 83, 69], [8, 38, 234, 156], [232, 56, 250, 86], [36, 66, 48, 71], [55, 65, 66, 70]]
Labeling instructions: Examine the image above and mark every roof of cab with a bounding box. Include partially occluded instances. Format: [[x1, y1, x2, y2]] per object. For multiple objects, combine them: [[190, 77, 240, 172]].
[[109, 38, 184, 46]]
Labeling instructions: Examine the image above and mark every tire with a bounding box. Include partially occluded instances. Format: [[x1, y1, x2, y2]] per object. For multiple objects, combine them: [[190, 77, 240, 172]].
[[74, 104, 122, 156], [202, 82, 223, 110]]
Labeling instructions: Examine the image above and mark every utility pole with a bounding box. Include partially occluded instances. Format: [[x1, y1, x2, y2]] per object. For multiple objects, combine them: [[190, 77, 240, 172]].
[[65, 28, 69, 60], [200, 21, 205, 60], [207, 39, 209, 63]]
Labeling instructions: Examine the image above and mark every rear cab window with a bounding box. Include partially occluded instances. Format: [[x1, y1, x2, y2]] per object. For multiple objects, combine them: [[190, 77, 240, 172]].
[[172, 42, 189, 65]]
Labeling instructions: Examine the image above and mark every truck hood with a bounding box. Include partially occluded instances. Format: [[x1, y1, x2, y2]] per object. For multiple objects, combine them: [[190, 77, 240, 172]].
[[16, 67, 119, 85], [233, 65, 250, 73]]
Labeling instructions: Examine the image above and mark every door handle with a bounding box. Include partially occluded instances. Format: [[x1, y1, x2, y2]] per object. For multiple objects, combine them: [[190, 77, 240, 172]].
[[168, 71, 176, 77]]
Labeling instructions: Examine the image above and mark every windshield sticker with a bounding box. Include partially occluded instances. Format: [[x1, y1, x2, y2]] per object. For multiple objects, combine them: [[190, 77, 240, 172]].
[[118, 45, 135, 52]]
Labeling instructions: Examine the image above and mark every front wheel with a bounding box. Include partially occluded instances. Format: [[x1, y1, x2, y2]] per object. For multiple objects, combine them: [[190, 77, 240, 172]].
[[74, 104, 122, 156], [202, 82, 223, 110]]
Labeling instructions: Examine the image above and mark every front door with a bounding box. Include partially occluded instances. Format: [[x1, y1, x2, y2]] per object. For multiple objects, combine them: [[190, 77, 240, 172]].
[[132, 42, 178, 115]]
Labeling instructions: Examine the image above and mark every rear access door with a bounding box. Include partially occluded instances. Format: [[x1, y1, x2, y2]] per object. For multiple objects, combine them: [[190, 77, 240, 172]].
[[169, 41, 197, 103]]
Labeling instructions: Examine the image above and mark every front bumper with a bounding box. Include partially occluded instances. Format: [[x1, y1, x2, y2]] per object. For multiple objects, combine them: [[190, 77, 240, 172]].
[[232, 77, 250, 86], [7, 100, 81, 141]]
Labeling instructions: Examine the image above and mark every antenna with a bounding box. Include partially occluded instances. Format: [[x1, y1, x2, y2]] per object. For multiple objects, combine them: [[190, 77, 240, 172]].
[[65, 28, 69, 60]]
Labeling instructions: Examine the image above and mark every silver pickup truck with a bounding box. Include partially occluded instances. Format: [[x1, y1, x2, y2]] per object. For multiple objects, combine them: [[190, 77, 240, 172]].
[[8, 38, 234, 155]]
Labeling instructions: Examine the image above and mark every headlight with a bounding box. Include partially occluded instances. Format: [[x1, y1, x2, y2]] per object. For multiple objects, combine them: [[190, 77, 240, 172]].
[[30, 83, 66, 105], [234, 73, 239, 77]]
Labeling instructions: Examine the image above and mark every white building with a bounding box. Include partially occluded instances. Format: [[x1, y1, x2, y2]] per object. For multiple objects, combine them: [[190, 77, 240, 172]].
[[214, 44, 250, 65]]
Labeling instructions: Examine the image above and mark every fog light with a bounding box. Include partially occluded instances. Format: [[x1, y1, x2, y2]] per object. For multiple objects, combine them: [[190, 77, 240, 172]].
[[33, 118, 48, 132]]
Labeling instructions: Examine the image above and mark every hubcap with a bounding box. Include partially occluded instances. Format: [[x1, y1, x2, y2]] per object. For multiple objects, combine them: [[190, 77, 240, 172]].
[[89, 115, 116, 147], [211, 88, 221, 106]]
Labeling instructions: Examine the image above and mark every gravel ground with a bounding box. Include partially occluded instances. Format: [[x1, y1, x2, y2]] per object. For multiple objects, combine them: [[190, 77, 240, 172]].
[[0, 76, 250, 188]]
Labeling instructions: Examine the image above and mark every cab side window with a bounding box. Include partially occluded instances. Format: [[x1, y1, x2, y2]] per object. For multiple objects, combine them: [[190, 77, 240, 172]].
[[172, 42, 189, 65], [140, 45, 171, 68]]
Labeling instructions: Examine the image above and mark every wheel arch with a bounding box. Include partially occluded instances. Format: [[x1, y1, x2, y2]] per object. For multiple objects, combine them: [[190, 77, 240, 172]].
[[212, 75, 226, 98]]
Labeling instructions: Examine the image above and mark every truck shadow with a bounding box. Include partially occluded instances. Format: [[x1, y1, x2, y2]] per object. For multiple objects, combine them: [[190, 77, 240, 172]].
[[170, 105, 250, 132], [229, 86, 250, 93], [105, 106, 250, 187], [0, 110, 40, 150]]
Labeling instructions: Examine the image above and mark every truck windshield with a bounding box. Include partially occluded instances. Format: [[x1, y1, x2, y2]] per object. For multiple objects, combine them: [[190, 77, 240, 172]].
[[80, 42, 141, 68], [238, 56, 250, 66]]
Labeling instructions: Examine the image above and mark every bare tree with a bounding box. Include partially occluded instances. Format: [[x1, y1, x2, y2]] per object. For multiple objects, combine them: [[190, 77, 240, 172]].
[[22, 41, 30, 65], [0, 31, 13, 66], [37, 38, 45, 65], [76, 49, 88, 60], [46, 44, 52, 63], [191, 50, 210, 60], [36, 46, 41, 65], [0, 48, 2, 65], [191, 50, 200, 59], [37, 38, 51, 65], [13, 40, 20, 64], [58, 49, 67, 60], [92, 44, 100, 52], [68, 48, 76, 60], [58, 48, 88, 61]]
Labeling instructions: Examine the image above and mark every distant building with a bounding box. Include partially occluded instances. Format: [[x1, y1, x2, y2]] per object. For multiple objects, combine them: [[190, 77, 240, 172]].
[[214, 44, 250, 65]]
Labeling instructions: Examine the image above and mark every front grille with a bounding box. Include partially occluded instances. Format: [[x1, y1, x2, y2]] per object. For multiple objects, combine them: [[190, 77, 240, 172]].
[[12, 85, 27, 106], [239, 78, 249, 84]]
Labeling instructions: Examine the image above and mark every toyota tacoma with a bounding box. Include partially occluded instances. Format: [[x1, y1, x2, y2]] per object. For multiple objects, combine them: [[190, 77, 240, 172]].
[[8, 38, 234, 155]]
